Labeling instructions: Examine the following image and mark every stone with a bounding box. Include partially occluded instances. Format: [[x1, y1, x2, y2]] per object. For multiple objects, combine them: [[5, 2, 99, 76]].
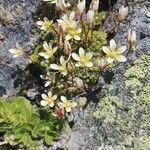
[[0, 0, 39, 97]]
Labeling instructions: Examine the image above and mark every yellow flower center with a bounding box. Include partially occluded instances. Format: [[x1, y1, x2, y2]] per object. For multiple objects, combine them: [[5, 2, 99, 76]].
[[59, 66, 67, 72], [47, 97, 54, 103], [46, 50, 53, 58], [17, 49, 24, 56], [64, 101, 73, 108], [80, 57, 87, 65], [107, 50, 117, 58], [44, 21, 52, 29], [67, 27, 78, 36]]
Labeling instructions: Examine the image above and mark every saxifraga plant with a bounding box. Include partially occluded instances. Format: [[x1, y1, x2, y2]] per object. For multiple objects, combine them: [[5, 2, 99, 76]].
[[7, 0, 136, 148]]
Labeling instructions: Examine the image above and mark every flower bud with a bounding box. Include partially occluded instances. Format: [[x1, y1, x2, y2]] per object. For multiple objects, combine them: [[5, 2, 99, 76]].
[[97, 58, 107, 68], [67, 62, 73, 73], [90, 0, 99, 11], [54, 107, 65, 119], [73, 77, 84, 90], [87, 10, 95, 24], [117, 6, 128, 22], [77, 0, 86, 15], [78, 97, 87, 108], [64, 40, 72, 55], [56, 0, 70, 12], [128, 29, 136, 44]]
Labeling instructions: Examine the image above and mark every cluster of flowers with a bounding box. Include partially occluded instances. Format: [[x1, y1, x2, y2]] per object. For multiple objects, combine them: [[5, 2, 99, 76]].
[[9, 0, 136, 115]]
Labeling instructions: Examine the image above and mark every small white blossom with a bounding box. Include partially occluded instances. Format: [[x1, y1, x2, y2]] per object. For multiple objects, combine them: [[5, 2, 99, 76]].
[[50, 56, 67, 76], [36, 17, 53, 31], [72, 47, 93, 67], [41, 91, 57, 107], [58, 96, 77, 112], [9, 44, 24, 58], [39, 41, 57, 59], [102, 39, 127, 63]]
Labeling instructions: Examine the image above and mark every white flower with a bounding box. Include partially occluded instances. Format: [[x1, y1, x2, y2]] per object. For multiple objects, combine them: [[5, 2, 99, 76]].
[[58, 96, 77, 112], [72, 47, 93, 67], [87, 10, 95, 24], [40, 72, 54, 87], [40, 91, 57, 107], [57, 11, 76, 29], [77, 0, 86, 14], [36, 17, 53, 31], [39, 41, 57, 59], [65, 25, 82, 41], [50, 56, 67, 76], [102, 39, 127, 63], [9, 44, 24, 58], [128, 29, 136, 44]]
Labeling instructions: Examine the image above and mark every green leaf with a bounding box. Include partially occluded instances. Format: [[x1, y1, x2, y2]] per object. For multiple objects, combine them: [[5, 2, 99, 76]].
[[44, 132, 53, 145]]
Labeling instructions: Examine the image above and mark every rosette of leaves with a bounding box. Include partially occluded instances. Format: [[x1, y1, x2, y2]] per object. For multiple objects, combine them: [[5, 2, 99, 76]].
[[0, 97, 63, 149]]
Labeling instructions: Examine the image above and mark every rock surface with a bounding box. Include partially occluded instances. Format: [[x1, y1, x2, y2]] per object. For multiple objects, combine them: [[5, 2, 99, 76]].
[[0, 0, 39, 97], [0, 0, 150, 149], [65, 0, 150, 150]]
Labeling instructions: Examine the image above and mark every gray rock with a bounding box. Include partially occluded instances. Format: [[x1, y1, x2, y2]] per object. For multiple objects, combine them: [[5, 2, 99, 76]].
[[64, 0, 150, 150], [0, 0, 39, 97]]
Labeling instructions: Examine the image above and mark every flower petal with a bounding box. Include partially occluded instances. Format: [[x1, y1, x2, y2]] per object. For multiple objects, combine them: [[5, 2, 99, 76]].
[[72, 102, 77, 107], [62, 70, 67, 76], [74, 35, 80, 41], [66, 107, 72, 112], [9, 49, 16, 54], [85, 62, 93, 67], [53, 95, 57, 100], [49, 102, 54, 107], [72, 53, 80, 61], [61, 96, 67, 102], [86, 52, 93, 60], [43, 41, 49, 50], [75, 63, 82, 67], [117, 46, 127, 54], [48, 91, 52, 97], [45, 81, 51, 87], [36, 21, 43, 26], [107, 57, 114, 63], [116, 55, 127, 62], [53, 47, 58, 53], [110, 39, 117, 50], [102, 46, 110, 54], [70, 11, 75, 20], [50, 64, 60, 70], [41, 100, 48, 106], [79, 47, 85, 57], [65, 34, 72, 41], [41, 94, 47, 100], [60, 56, 66, 66], [39, 53, 49, 59]]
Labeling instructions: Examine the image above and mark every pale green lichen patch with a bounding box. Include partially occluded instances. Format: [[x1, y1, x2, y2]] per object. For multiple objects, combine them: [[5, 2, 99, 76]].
[[93, 95, 122, 124], [94, 54, 150, 149]]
